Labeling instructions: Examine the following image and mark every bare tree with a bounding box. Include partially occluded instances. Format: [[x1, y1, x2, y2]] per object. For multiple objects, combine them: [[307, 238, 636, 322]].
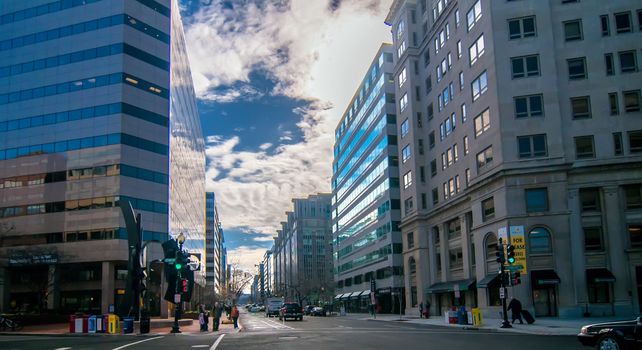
[[220, 261, 253, 304]]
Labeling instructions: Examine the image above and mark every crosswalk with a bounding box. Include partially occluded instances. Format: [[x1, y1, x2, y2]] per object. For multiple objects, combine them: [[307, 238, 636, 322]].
[[242, 315, 295, 331]]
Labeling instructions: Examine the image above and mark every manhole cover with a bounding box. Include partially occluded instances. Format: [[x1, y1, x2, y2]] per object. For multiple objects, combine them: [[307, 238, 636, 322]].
[[279, 336, 299, 340]]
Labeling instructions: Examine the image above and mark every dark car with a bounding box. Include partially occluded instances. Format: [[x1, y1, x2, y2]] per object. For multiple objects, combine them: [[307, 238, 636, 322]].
[[577, 317, 642, 349], [311, 306, 326, 316], [279, 302, 303, 321]]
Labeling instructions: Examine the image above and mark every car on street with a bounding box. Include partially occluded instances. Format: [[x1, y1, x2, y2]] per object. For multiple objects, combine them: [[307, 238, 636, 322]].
[[258, 305, 265, 312], [577, 317, 642, 349], [250, 305, 260, 312], [311, 306, 326, 316], [304, 305, 314, 315], [279, 302, 303, 321]]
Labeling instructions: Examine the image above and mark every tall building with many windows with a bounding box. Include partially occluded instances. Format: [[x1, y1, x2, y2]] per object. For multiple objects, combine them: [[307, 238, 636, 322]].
[[331, 44, 405, 314], [272, 194, 333, 304], [205, 192, 225, 299], [387, 0, 642, 318], [0, 0, 205, 315]]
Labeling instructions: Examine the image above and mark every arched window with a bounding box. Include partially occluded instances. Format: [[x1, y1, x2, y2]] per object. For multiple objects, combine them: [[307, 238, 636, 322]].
[[485, 233, 498, 261], [529, 227, 552, 254], [409, 257, 417, 275]]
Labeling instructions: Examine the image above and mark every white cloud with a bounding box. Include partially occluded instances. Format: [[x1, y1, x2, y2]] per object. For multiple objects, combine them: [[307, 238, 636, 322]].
[[259, 143, 273, 151], [227, 246, 270, 274], [185, 0, 393, 234]]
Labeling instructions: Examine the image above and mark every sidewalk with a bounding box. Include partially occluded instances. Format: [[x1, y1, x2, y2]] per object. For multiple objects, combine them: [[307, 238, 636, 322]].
[[341, 313, 627, 336], [0, 317, 241, 337]]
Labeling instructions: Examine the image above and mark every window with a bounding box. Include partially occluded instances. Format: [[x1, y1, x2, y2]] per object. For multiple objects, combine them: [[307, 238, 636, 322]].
[[427, 103, 434, 120], [404, 197, 414, 215], [400, 93, 408, 113], [529, 227, 552, 254], [401, 119, 409, 138], [615, 12, 632, 33], [420, 166, 425, 182], [630, 130, 642, 153], [455, 9, 460, 27], [418, 139, 424, 154], [624, 90, 641, 112], [512, 55, 540, 78], [605, 53, 614, 76], [398, 68, 407, 87], [461, 103, 467, 122], [580, 188, 601, 212], [638, 10, 642, 31], [402, 145, 411, 163], [571, 96, 591, 119], [459, 72, 464, 90], [403, 171, 413, 189], [584, 227, 603, 251], [432, 188, 439, 205], [508, 16, 536, 39], [396, 20, 405, 40], [575, 135, 595, 159], [625, 185, 642, 209], [463, 136, 469, 155], [398, 41, 407, 58], [613, 132, 623, 155], [515, 94, 543, 118], [407, 232, 415, 249], [609, 92, 619, 115], [467, 0, 482, 31], [466, 168, 471, 185], [471, 71, 488, 101], [518, 134, 547, 158], [619, 51, 638, 73], [600, 15, 610, 36], [474, 109, 490, 137], [430, 159, 437, 177], [567, 57, 587, 80], [421, 193, 427, 209], [469, 34, 485, 66], [525, 188, 548, 212], [564, 20, 583, 41], [588, 283, 611, 304], [457, 40, 462, 58], [476, 146, 493, 171], [485, 233, 498, 261], [482, 197, 495, 221], [449, 248, 463, 269]]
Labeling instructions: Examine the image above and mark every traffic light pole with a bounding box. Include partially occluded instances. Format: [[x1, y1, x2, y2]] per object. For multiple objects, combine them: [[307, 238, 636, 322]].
[[498, 237, 512, 329], [171, 241, 183, 334]]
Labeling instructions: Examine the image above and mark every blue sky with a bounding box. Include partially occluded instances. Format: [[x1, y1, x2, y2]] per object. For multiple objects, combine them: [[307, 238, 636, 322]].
[[180, 0, 393, 271]]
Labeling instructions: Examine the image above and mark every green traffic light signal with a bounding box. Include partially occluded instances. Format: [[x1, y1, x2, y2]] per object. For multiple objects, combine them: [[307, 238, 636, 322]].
[[175, 263, 182, 270], [506, 245, 516, 265]]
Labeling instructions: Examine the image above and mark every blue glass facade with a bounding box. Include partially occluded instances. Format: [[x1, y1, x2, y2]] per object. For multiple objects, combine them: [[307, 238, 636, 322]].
[[0, 0, 204, 315], [331, 45, 403, 313]]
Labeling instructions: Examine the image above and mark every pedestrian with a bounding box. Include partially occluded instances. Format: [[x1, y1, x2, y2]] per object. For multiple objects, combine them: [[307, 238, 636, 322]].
[[507, 298, 523, 324], [419, 302, 423, 318], [424, 300, 431, 318], [198, 304, 208, 331], [231, 304, 240, 329]]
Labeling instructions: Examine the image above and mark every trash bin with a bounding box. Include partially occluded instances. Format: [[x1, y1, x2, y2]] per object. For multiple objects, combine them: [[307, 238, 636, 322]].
[[140, 312, 150, 334], [457, 307, 467, 325], [108, 314, 120, 334], [88, 316, 97, 333], [123, 317, 134, 334]]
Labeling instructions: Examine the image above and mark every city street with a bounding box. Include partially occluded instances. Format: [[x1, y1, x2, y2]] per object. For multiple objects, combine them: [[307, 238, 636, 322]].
[[0, 310, 585, 349]]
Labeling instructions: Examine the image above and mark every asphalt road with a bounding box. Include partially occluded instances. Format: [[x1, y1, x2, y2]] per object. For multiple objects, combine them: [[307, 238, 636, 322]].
[[0, 311, 586, 350]]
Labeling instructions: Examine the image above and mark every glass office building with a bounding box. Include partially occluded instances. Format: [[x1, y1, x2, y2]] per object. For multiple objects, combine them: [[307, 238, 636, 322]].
[[0, 0, 205, 315], [331, 44, 404, 313]]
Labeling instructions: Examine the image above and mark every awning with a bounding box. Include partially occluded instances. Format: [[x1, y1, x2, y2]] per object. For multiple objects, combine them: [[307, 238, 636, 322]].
[[587, 268, 616, 284], [531, 270, 561, 288], [426, 278, 476, 293], [334, 293, 346, 300], [356, 290, 371, 297], [477, 273, 500, 288]]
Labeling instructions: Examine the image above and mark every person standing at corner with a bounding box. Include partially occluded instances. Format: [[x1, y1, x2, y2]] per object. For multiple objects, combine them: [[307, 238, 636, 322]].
[[507, 298, 523, 324], [231, 304, 240, 329], [419, 302, 423, 318], [213, 302, 223, 331]]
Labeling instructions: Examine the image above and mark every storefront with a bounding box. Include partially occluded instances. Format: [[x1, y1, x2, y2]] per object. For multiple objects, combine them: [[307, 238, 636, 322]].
[[586, 268, 616, 316], [530, 270, 560, 317], [426, 279, 476, 316]]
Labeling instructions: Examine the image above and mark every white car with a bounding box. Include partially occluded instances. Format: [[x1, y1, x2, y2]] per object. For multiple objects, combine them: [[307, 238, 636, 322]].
[[250, 305, 260, 312]]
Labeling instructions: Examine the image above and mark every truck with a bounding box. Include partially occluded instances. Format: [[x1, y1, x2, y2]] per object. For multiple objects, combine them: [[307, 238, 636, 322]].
[[265, 297, 284, 317]]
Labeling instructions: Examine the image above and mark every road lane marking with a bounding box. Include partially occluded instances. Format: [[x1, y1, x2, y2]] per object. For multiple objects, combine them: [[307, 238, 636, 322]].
[[112, 336, 164, 350], [210, 334, 225, 350], [54, 348, 72, 350], [192, 346, 210, 348]]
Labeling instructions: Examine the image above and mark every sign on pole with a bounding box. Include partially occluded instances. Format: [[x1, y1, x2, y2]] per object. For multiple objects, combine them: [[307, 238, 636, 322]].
[[454, 283, 460, 299], [174, 293, 181, 304], [499, 287, 505, 299], [509, 226, 527, 275]]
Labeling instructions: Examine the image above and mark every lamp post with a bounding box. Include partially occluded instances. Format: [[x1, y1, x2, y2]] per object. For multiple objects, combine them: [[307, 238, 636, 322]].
[[171, 232, 186, 333]]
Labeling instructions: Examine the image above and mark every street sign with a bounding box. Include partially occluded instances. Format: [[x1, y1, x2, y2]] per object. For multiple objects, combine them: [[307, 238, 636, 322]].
[[498, 227, 508, 243], [499, 287, 505, 299], [174, 293, 181, 304], [509, 226, 527, 275]]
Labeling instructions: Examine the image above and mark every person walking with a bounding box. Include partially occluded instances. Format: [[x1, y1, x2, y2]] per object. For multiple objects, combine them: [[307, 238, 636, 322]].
[[507, 298, 523, 324], [198, 304, 208, 331], [423, 300, 431, 319], [231, 304, 240, 329], [212, 302, 223, 331], [419, 302, 424, 318]]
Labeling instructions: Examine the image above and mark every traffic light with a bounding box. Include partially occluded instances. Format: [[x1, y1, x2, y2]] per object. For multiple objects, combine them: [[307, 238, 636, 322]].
[[181, 279, 188, 293], [513, 271, 521, 285], [162, 239, 178, 302], [506, 244, 516, 264], [495, 248, 505, 264]]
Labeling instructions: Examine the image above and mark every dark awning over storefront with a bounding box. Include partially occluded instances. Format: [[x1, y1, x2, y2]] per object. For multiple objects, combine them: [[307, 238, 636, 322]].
[[334, 293, 346, 300], [531, 270, 561, 288], [426, 278, 476, 293], [477, 273, 500, 288], [586, 268, 616, 284]]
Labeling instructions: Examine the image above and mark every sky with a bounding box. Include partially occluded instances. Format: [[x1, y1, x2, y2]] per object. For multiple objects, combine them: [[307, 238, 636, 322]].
[[179, 0, 394, 273]]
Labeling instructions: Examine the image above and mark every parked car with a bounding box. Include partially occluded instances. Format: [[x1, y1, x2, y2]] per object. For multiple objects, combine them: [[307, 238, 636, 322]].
[[259, 305, 266, 312], [279, 302, 303, 321], [250, 305, 260, 312], [577, 317, 642, 349], [311, 307, 326, 316], [265, 298, 283, 317], [304, 305, 314, 315]]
